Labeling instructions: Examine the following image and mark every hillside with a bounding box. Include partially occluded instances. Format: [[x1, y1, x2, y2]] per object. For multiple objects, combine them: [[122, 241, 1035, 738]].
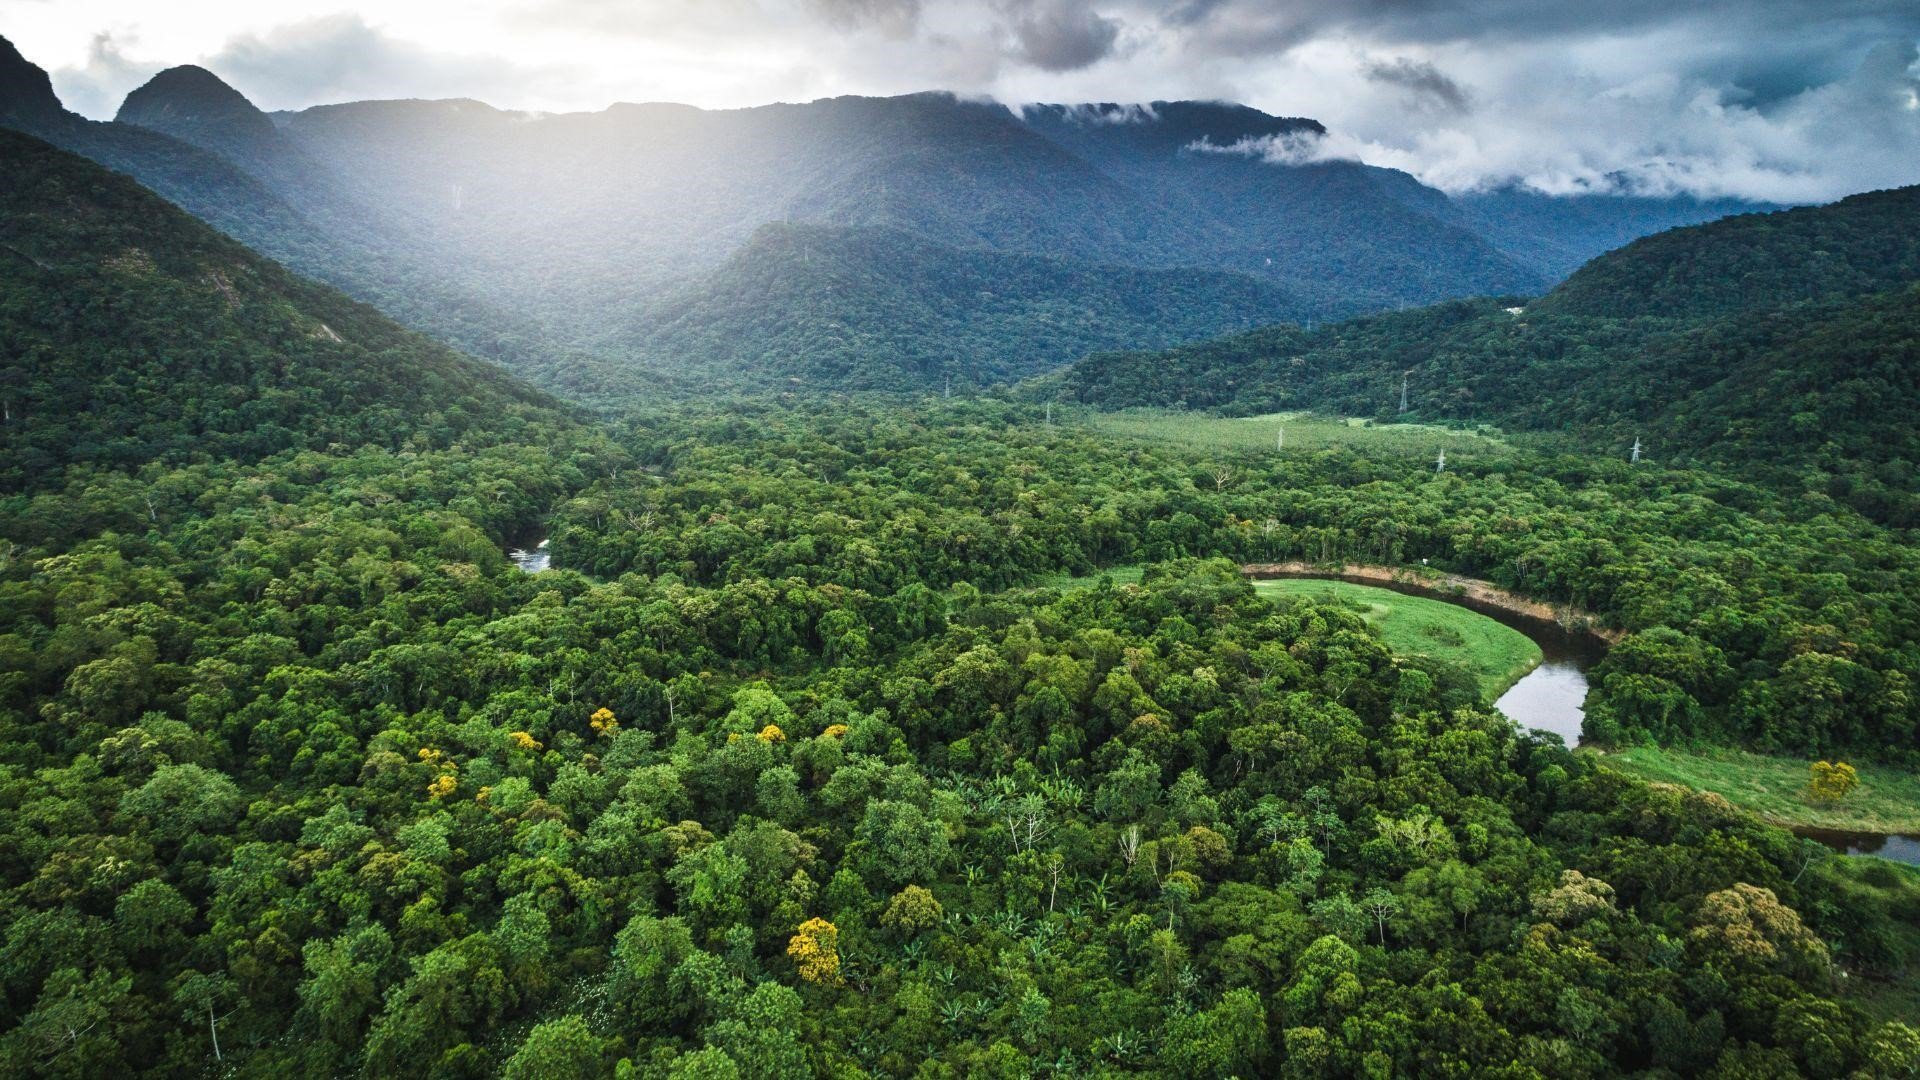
[[0, 130, 570, 490], [621, 223, 1347, 389], [1051, 185, 1920, 522], [0, 38, 567, 386], [1535, 185, 1920, 318]]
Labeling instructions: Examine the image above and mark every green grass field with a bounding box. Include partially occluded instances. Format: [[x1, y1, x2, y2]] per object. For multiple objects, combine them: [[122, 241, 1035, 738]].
[[1081, 408, 1517, 465], [1253, 579, 1540, 699], [1599, 745, 1920, 834]]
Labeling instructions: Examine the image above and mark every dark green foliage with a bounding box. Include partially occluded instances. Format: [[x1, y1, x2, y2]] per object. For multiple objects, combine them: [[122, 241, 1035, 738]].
[[629, 223, 1319, 390], [0, 130, 570, 489], [1537, 185, 1920, 319], [1, 361, 1914, 1073]]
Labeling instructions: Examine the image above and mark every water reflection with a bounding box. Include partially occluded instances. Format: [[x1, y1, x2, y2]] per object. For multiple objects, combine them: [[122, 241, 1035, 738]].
[[1495, 660, 1589, 746], [1794, 827, 1920, 866]]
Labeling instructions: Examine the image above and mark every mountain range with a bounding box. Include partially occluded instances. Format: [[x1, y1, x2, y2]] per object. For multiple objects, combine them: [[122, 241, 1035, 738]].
[[0, 36, 1762, 395]]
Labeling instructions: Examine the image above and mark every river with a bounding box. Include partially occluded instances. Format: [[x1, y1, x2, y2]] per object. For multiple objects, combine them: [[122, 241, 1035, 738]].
[[509, 538, 550, 573], [1245, 569, 1919, 867]]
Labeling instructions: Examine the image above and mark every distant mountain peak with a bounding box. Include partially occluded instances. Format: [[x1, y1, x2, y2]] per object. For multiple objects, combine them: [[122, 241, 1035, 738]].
[[0, 34, 67, 127], [118, 65, 274, 141]]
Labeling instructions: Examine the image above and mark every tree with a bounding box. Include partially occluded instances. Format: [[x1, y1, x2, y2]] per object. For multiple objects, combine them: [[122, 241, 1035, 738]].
[[116, 763, 242, 843], [1530, 870, 1618, 928], [1361, 887, 1403, 944], [298, 925, 394, 1049], [362, 937, 514, 1074], [704, 982, 810, 1079], [1163, 987, 1268, 1077], [787, 918, 842, 986], [172, 972, 238, 1063], [5, 967, 132, 1078], [1690, 883, 1829, 977], [503, 1015, 607, 1080], [880, 885, 944, 937], [1808, 760, 1859, 803], [855, 800, 949, 889]]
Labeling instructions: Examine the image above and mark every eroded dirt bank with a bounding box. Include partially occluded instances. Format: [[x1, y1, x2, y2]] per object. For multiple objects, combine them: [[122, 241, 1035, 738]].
[[1240, 561, 1626, 645]]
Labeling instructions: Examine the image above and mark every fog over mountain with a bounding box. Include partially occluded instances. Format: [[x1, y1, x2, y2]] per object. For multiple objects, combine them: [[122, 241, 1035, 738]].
[[7, 0, 1917, 202]]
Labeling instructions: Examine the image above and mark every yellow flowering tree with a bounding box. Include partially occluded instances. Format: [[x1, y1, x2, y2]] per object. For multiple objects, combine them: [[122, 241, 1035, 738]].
[[786, 917, 841, 985], [589, 707, 619, 737], [1808, 760, 1859, 803], [509, 731, 543, 752], [757, 724, 786, 744]]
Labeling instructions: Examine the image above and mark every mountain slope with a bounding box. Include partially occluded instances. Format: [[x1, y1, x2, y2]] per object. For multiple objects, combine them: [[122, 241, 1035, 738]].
[[621, 223, 1332, 388], [0, 130, 569, 490], [1020, 103, 1550, 303], [1535, 185, 1920, 318], [0, 40, 567, 387], [1051, 185, 1920, 521]]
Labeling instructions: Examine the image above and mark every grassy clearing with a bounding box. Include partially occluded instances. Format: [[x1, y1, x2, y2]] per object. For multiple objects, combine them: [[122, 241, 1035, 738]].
[[1032, 565, 1146, 590], [1599, 745, 1920, 834], [1082, 408, 1516, 465], [1251, 578, 1540, 700]]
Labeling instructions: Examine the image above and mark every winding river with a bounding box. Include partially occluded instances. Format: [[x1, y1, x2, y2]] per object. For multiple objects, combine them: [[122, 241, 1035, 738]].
[[1244, 567, 1919, 866]]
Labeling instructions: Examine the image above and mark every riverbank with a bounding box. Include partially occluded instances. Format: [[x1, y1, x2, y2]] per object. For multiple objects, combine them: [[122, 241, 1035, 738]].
[[1250, 578, 1542, 700], [1597, 745, 1920, 834], [1240, 562, 1623, 643]]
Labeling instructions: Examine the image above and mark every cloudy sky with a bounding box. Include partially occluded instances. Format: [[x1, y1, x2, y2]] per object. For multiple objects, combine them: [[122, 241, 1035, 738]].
[[5, 0, 1918, 202]]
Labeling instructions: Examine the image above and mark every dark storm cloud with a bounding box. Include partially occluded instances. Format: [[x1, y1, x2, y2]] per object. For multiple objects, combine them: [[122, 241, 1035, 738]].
[[1157, 0, 1920, 50], [1000, 0, 1122, 72], [1359, 56, 1469, 113]]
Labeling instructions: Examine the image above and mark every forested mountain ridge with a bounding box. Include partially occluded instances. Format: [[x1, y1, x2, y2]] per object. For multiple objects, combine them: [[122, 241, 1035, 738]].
[[1535, 184, 1920, 319], [1052, 183, 1920, 522], [622, 223, 1324, 390], [0, 129, 571, 490], [0, 35, 1765, 395]]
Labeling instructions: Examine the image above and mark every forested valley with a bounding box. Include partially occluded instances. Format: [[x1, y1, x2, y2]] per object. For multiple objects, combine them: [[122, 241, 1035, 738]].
[[1, 37, 1919, 1080]]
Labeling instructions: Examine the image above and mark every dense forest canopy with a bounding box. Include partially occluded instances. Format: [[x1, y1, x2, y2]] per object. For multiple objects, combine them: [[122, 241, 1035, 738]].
[[5, 386, 1920, 1075]]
